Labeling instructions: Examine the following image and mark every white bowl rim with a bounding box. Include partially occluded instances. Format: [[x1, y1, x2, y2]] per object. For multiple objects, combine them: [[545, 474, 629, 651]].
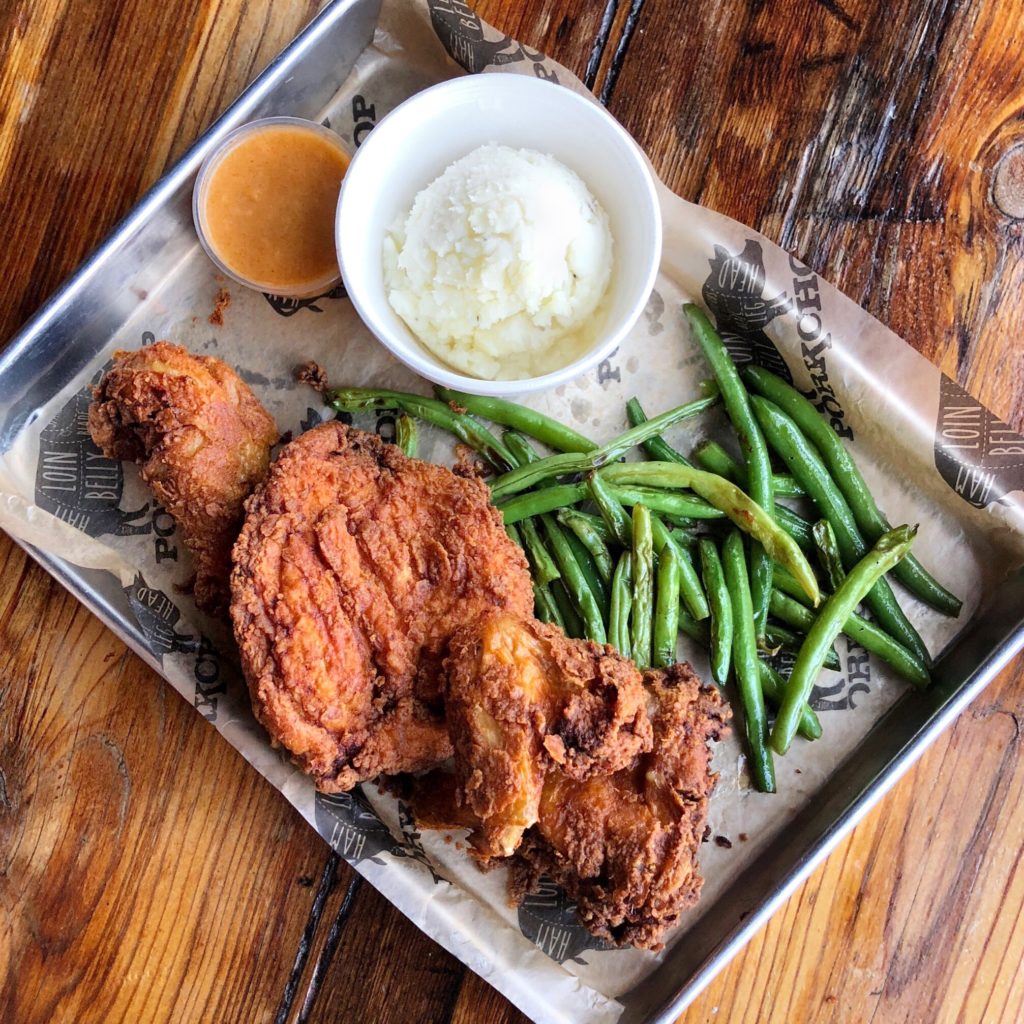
[[335, 74, 663, 397]]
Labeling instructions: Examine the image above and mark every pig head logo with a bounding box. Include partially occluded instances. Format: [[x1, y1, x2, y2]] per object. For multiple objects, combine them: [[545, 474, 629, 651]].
[[427, 0, 552, 75], [124, 575, 199, 661], [701, 240, 793, 382], [935, 375, 1024, 509], [314, 787, 396, 867], [263, 282, 347, 317], [517, 875, 608, 964], [389, 800, 445, 884], [35, 382, 150, 538]]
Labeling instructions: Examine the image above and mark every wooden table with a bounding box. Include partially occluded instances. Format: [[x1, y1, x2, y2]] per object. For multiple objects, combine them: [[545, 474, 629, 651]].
[[2, 1, 1023, 1020]]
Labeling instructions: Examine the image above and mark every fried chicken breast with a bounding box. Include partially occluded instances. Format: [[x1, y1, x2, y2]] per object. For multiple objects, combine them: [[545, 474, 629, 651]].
[[230, 423, 534, 792], [433, 612, 729, 950], [88, 342, 278, 616], [513, 664, 729, 949], [444, 613, 652, 859]]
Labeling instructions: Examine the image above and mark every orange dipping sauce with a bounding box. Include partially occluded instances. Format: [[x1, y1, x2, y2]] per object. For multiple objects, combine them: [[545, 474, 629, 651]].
[[198, 121, 350, 296]]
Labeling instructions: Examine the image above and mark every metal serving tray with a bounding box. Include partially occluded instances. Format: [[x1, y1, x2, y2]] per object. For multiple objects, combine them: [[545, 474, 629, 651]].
[[3, 1, 1023, 1020]]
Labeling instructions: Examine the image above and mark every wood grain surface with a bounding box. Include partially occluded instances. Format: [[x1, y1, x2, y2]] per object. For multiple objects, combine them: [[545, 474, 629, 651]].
[[1, 1, 1023, 1022]]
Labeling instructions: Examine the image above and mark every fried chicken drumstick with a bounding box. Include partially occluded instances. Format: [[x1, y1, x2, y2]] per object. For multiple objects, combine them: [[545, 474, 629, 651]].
[[230, 423, 534, 792], [88, 342, 278, 616], [422, 611, 729, 950]]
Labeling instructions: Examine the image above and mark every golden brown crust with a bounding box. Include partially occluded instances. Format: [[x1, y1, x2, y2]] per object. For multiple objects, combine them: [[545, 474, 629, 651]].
[[434, 612, 730, 949], [230, 423, 534, 792], [512, 663, 730, 950], [443, 613, 652, 859], [87, 342, 278, 616]]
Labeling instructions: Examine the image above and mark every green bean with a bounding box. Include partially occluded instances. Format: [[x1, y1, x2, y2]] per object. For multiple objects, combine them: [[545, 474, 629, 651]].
[[654, 513, 701, 537], [655, 512, 704, 536], [587, 473, 633, 547], [595, 395, 716, 468], [518, 516, 560, 584], [489, 393, 722, 499], [608, 483, 726, 520], [542, 514, 607, 644], [721, 529, 775, 793], [599, 462, 820, 605], [772, 525, 918, 754], [759, 662, 822, 741], [504, 434, 584, 598], [764, 623, 841, 671], [435, 387, 597, 454], [685, 303, 775, 639], [563, 529, 610, 614], [551, 580, 585, 639], [699, 538, 733, 685], [678, 608, 711, 646], [609, 552, 633, 658], [650, 514, 710, 620], [625, 396, 697, 466], [693, 439, 806, 499], [557, 509, 615, 584], [490, 450, 584, 499], [499, 483, 587, 524], [325, 387, 515, 470], [751, 395, 930, 666], [812, 519, 846, 592], [533, 581, 564, 627], [630, 505, 654, 668], [776, 504, 814, 551], [502, 430, 544, 467], [395, 414, 418, 458], [505, 475, 693, 526], [769, 589, 930, 688], [558, 508, 614, 545], [692, 439, 739, 480], [673, 600, 821, 741], [742, 365, 962, 617], [771, 565, 815, 604], [653, 544, 682, 667]]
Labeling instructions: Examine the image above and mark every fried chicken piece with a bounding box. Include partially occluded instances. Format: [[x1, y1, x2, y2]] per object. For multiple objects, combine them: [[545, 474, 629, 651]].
[[230, 423, 534, 792], [434, 613, 729, 949], [88, 342, 278, 616], [444, 613, 652, 858], [512, 664, 729, 949]]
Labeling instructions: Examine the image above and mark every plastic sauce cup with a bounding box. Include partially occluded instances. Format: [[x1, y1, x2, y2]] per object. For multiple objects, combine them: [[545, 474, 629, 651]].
[[193, 116, 349, 299]]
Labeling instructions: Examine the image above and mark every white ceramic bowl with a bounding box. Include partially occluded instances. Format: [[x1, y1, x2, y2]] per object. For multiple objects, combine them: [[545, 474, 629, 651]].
[[335, 74, 662, 397]]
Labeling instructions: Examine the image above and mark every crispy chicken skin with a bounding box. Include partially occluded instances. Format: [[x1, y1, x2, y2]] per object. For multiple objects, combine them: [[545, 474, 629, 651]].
[[434, 613, 729, 949], [444, 613, 652, 858], [230, 423, 534, 792], [513, 664, 729, 949], [88, 342, 278, 616]]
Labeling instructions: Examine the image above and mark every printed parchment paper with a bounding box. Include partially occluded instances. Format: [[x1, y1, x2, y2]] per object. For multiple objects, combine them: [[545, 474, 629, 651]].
[[3, 2, 1024, 1022]]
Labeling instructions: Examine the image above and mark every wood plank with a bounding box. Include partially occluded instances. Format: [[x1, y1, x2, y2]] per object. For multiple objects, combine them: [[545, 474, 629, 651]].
[[679, 656, 1024, 1023], [593, 0, 1024, 1020], [298, 878, 470, 1024], [0, 0, 321, 343], [0, 532, 331, 1021], [2, 1, 1023, 1023], [0, 2, 339, 1021], [602, 0, 1024, 428]]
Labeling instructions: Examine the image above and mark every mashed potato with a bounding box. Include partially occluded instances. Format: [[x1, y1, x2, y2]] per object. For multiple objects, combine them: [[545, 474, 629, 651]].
[[383, 143, 613, 380]]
